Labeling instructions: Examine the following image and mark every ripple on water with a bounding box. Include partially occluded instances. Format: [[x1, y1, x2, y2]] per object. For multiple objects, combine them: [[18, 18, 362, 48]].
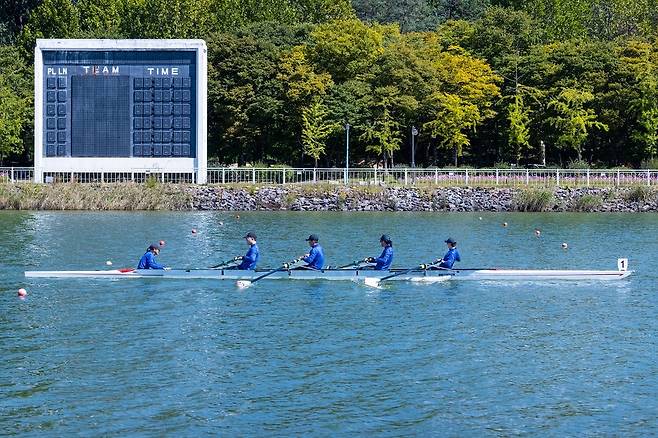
[[1, 211, 657, 435]]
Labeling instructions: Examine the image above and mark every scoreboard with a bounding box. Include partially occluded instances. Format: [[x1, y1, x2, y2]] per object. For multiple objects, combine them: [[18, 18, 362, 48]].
[[34, 40, 207, 183]]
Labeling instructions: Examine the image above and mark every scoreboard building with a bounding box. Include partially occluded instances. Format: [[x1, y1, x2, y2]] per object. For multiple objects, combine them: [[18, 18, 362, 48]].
[[34, 39, 207, 183]]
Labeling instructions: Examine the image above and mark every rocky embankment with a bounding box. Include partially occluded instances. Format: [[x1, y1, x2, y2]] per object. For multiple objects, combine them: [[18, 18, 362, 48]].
[[2, 183, 656, 211], [190, 186, 658, 212]]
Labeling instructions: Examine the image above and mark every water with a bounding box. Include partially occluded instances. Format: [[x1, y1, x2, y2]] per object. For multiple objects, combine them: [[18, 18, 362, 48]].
[[1, 211, 657, 436]]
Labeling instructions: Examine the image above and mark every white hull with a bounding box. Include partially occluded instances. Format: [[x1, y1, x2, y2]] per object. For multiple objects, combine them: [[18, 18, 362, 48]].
[[24, 267, 632, 282]]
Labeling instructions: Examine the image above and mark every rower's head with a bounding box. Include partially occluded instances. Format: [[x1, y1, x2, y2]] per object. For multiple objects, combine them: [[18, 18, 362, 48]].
[[148, 244, 160, 255], [445, 237, 457, 249], [244, 231, 257, 245], [306, 234, 319, 247], [380, 234, 392, 247]]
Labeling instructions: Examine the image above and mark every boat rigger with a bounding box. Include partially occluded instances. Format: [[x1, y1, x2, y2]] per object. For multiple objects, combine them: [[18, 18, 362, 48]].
[[24, 259, 632, 282]]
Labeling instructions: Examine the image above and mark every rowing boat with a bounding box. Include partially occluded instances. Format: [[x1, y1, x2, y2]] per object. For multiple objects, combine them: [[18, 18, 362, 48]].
[[24, 259, 632, 282]]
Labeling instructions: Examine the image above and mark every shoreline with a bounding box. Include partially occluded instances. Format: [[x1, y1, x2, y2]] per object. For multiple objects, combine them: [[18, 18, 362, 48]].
[[0, 184, 656, 212]]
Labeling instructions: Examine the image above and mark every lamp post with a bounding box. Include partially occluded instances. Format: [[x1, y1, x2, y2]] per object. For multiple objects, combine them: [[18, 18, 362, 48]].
[[411, 126, 418, 168], [344, 123, 350, 185]]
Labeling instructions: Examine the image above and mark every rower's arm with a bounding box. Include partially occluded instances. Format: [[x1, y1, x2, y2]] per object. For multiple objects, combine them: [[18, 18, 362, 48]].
[[375, 247, 393, 264], [303, 248, 317, 264], [243, 246, 258, 263], [147, 253, 166, 269]]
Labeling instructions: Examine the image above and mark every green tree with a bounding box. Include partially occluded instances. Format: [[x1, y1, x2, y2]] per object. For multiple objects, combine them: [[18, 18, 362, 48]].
[[547, 88, 608, 161], [0, 0, 42, 43], [128, 0, 215, 39], [307, 19, 388, 82], [301, 98, 336, 166], [18, 0, 80, 56], [0, 46, 32, 163], [359, 86, 403, 168], [505, 93, 532, 164], [207, 23, 313, 164], [353, 0, 490, 31], [424, 92, 481, 165], [618, 39, 658, 162], [77, 0, 125, 38], [420, 46, 501, 165]]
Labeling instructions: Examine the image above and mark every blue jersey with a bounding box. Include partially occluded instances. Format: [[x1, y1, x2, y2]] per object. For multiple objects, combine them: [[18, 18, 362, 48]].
[[303, 244, 325, 270], [375, 246, 393, 270], [138, 251, 165, 269], [238, 243, 260, 270], [439, 247, 461, 269]]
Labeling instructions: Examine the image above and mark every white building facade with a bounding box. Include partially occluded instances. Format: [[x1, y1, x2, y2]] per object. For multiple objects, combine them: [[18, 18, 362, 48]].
[[34, 39, 208, 183]]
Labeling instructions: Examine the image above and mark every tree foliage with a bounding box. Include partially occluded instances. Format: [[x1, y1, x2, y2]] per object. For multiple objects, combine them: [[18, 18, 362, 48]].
[[301, 98, 336, 165], [0, 46, 32, 163], [6, 0, 658, 167]]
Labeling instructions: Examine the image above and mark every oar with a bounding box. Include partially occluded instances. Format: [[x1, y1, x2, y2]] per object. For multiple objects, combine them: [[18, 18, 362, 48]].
[[338, 258, 372, 269], [209, 256, 240, 269], [364, 266, 422, 288], [236, 258, 301, 289]]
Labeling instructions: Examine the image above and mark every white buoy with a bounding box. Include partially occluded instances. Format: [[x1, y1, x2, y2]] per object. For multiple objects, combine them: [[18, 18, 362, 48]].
[[17, 288, 27, 298], [106, 260, 113, 266], [561, 242, 568, 249], [535, 229, 541, 237], [478, 217, 483, 220], [502, 222, 508, 227]]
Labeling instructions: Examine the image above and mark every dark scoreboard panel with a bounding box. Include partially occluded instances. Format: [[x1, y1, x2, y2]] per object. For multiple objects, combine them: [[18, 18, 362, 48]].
[[42, 51, 196, 158]]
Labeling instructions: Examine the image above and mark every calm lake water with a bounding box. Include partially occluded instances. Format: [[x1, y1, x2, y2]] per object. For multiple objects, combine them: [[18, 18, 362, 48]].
[[1, 211, 657, 436]]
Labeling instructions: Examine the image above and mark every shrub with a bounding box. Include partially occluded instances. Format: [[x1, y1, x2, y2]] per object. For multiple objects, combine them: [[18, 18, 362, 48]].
[[513, 189, 555, 212], [566, 159, 590, 169], [625, 186, 656, 203], [145, 176, 159, 189], [283, 192, 298, 207], [640, 158, 658, 169], [574, 194, 602, 212]]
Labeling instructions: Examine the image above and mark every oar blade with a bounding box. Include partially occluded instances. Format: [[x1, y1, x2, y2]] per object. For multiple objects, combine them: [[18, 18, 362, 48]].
[[363, 277, 382, 288]]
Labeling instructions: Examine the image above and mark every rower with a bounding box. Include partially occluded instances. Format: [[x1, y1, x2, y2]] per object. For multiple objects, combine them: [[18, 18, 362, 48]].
[[366, 234, 394, 270], [236, 232, 260, 270], [434, 237, 460, 269], [302, 234, 325, 270], [138, 244, 168, 270]]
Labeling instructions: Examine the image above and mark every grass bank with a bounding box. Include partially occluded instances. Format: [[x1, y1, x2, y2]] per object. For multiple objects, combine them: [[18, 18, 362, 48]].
[[0, 183, 193, 210]]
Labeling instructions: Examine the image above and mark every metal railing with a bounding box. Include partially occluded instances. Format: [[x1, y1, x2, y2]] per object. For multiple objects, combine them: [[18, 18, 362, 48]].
[[205, 167, 658, 187], [2, 167, 657, 187], [0, 167, 34, 183]]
